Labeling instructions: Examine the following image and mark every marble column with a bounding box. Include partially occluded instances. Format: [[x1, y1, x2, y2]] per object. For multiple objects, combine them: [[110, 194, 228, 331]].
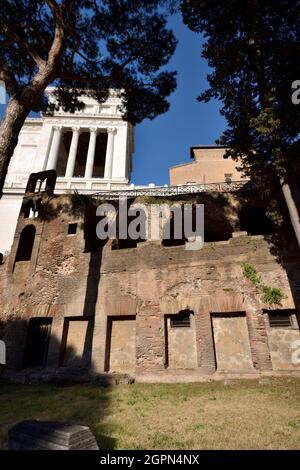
[[104, 127, 116, 179], [65, 126, 81, 177], [46, 126, 62, 171], [84, 128, 98, 178]]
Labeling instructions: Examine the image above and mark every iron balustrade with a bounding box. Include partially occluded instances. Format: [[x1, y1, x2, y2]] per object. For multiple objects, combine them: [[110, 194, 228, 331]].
[[90, 180, 253, 200]]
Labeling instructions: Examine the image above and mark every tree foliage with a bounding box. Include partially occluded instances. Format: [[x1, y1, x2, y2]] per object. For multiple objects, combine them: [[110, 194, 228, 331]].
[[181, 0, 300, 218], [0, 0, 177, 124]]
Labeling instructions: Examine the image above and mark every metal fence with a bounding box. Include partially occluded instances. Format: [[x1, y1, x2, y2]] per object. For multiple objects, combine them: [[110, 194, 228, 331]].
[[91, 180, 253, 199]]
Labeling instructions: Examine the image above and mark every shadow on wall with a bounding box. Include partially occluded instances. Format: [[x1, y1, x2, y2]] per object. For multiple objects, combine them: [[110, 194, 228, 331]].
[[6, 198, 106, 372], [83, 202, 106, 320], [0, 201, 106, 377], [0, 317, 118, 450], [251, 173, 300, 327], [266, 217, 300, 328], [0, 316, 102, 382]]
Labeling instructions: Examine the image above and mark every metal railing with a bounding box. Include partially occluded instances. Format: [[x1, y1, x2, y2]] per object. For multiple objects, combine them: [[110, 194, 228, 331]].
[[91, 180, 253, 199]]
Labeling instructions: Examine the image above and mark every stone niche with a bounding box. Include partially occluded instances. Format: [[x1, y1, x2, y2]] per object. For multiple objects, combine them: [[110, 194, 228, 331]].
[[60, 316, 94, 368], [165, 310, 198, 369], [211, 312, 254, 373], [106, 316, 136, 373]]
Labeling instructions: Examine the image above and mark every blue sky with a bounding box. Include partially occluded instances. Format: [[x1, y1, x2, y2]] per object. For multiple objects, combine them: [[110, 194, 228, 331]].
[[0, 13, 226, 186], [132, 13, 226, 185]]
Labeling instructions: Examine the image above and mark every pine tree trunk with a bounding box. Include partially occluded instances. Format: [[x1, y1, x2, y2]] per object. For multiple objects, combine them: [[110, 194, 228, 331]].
[[0, 59, 60, 197], [0, 97, 31, 197], [281, 178, 300, 245], [248, 35, 300, 246]]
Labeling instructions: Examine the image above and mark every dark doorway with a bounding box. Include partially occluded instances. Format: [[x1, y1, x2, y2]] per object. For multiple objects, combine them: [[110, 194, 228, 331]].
[[162, 210, 186, 247], [204, 229, 231, 242], [239, 206, 273, 235], [84, 204, 108, 252], [23, 318, 52, 368], [15, 225, 36, 262], [23, 199, 35, 219], [117, 209, 147, 249]]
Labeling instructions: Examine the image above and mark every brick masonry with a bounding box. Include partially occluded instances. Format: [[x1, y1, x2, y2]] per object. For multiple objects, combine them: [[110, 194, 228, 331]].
[[1, 188, 300, 382]]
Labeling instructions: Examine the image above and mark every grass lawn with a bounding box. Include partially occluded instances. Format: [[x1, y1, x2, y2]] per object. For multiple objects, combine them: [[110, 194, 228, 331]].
[[0, 377, 300, 450]]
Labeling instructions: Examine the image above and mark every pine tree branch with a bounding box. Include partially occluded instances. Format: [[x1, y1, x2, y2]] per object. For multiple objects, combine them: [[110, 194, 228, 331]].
[[46, 0, 67, 68], [0, 19, 45, 67], [57, 72, 112, 83]]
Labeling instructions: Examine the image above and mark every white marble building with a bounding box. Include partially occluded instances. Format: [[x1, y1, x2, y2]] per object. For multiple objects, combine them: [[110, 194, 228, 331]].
[[0, 87, 134, 254]]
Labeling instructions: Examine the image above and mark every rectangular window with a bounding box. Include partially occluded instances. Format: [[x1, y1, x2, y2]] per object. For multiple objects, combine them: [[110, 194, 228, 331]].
[[68, 223, 77, 235], [267, 310, 293, 328], [170, 310, 191, 328]]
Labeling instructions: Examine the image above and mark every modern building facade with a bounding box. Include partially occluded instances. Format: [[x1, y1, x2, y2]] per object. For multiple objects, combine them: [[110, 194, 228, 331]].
[[169, 146, 248, 186]]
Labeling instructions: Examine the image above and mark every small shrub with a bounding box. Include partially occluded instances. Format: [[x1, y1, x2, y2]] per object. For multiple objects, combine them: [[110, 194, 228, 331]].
[[242, 263, 285, 306], [243, 263, 261, 286], [70, 190, 92, 207], [207, 242, 216, 250], [142, 195, 173, 205], [95, 198, 110, 205], [143, 196, 161, 204], [261, 286, 285, 306]]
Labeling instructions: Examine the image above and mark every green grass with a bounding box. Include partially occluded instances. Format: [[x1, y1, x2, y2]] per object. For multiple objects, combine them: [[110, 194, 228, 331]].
[[0, 378, 300, 449]]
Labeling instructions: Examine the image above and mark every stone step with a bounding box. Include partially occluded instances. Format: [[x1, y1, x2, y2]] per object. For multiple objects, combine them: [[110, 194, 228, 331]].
[[8, 420, 99, 450]]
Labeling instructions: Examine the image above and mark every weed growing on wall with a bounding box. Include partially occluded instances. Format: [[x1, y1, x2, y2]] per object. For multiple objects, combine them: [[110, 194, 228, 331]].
[[243, 263, 286, 306]]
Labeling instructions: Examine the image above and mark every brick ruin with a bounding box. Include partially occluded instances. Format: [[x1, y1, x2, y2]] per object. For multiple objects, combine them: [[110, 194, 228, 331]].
[[0, 171, 300, 383]]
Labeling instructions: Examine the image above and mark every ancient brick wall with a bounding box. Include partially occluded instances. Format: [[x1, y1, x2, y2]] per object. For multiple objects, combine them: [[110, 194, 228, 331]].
[[0, 193, 300, 381]]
